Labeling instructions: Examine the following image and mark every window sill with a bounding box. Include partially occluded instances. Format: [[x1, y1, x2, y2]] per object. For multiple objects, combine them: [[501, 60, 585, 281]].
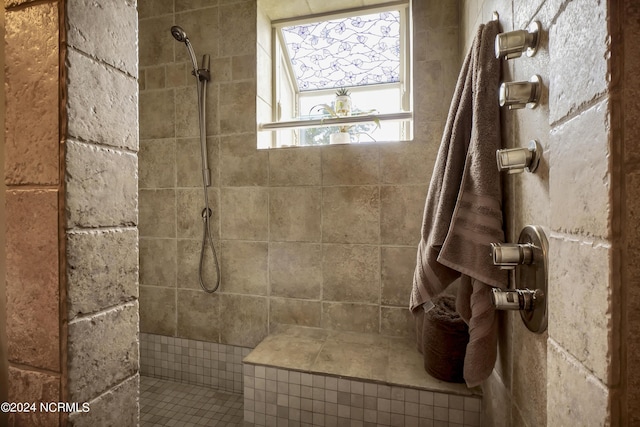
[[258, 111, 413, 131]]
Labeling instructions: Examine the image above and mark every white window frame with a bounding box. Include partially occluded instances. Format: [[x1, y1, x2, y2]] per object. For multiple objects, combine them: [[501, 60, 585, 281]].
[[268, 1, 412, 148]]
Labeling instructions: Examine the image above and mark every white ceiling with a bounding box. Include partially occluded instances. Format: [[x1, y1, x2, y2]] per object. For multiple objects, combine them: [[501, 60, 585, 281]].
[[258, 0, 397, 21]]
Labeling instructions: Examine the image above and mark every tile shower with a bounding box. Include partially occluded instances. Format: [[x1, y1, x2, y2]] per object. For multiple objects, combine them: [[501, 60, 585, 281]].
[[138, 0, 465, 425], [3, 0, 636, 426]]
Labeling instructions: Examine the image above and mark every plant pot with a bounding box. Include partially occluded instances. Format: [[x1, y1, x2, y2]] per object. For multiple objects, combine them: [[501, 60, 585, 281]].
[[330, 132, 351, 145], [335, 95, 352, 117]]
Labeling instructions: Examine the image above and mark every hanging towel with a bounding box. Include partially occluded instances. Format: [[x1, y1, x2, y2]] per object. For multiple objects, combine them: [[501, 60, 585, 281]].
[[410, 20, 507, 388]]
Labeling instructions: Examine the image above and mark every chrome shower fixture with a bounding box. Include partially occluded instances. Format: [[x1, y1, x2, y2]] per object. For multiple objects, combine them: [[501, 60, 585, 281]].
[[170, 25, 211, 82], [499, 75, 542, 109], [170, 25, 219, 293], [496, 140, 542, 174], [495, 21, 541, 60]]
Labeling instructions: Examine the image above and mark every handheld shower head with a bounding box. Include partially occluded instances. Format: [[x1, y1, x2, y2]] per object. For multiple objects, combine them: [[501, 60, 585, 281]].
[[171, 26, 188, 43]]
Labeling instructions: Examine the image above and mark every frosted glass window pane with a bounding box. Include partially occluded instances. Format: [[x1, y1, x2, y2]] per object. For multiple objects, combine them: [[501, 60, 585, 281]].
[[281, 11, 401, 91]]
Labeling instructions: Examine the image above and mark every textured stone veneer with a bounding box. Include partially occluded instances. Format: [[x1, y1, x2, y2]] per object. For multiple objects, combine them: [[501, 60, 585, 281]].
[[4, 1, 140, 426], [459, 0, 634, 426], [4, 3, 63, 426], [63, 1, 140, 425]]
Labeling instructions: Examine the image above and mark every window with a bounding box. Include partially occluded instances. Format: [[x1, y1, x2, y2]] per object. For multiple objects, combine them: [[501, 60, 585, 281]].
[[269, 3, 412, 147]]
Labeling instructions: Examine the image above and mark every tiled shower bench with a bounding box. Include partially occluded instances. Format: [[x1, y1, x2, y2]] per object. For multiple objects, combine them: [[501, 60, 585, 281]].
[[242, 325, 482, 427]]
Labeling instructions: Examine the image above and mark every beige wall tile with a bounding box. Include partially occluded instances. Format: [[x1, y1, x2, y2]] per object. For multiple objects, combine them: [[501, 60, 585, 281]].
[[177, 187, 220, 239], [139, 238, 176, 288], [139, 189, 176, 238], [177, 289, 220, 342], [270, 187, 322, 242], [219, 294, 268, 347], [220, 134, 268, 186], [322, 186, 380, 244], [139, 285, 176, 336], [144, 66, 166, 90], [140, 90, 175, 139], [175, 0, 214, 12], [321, 145, 379, 185], [6, 190, 59, 371], [268, 147, 322, 186], [138, 0, 173, 19], [212, 57, 232, 83], [322, 244, 379, 304], [175, 86, 199, 139], [379, 141, 435, 185], [232, 54, 257, 80], [380, 185, 427, 245], [5, 3, 59, 185], [139, 15, 174, 67], [322, 302, 378, 334], [381, 246, 416, 306], [176, 136, 219, 188], [139, 139, 176, 189], [219, 1, 257, 56], [269, 242, 322, 299], [270, 298, 322, 328], [175, 7, 219, 62], [220, 187, 268, 240], [166, 63, 188, 87], [220, 80, 257, 134], [220, 241, 268, 295], [177, 238, 221, 290]]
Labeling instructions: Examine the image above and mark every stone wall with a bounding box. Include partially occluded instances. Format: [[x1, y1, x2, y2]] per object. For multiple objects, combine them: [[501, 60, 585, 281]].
[[3, 1, 140, 426], [5, 2, 63, 425], [459, 0, 633, 425], [64, 0, 140, 425]]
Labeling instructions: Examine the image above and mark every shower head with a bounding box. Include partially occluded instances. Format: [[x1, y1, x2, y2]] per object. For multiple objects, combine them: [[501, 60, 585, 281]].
[[171, 26, 188, 43]]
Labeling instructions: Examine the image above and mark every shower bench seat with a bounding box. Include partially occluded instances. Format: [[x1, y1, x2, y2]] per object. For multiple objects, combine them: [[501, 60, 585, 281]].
[[242, 325, 482, 426]]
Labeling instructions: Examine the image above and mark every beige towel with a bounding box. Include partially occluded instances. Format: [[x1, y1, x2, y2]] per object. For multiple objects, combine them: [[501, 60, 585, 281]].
[[411, 21, 507, 388]]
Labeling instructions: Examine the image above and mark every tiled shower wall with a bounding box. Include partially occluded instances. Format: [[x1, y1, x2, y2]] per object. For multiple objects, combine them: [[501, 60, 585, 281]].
[[138, 0, 460, 349], [459, 1, 638, 426], [4, 1, 140, 426]]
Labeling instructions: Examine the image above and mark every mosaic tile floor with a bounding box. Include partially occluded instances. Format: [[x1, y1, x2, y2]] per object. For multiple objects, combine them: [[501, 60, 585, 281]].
[[140, 376, 244, 426]]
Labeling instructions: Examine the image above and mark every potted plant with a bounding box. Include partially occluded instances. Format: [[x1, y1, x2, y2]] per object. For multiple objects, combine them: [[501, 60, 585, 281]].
[[334, 87, 352, 117], [310, 88, 380, 145]]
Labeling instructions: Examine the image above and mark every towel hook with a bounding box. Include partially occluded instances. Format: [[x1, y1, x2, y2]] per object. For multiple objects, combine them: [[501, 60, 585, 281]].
[[492, 11, 499, 21]]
